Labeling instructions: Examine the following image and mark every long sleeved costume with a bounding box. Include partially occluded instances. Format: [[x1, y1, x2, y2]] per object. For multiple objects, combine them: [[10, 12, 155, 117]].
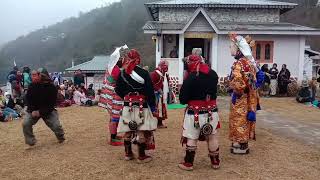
[[229, 58, 257, 143], [180, 70, 218, 104]]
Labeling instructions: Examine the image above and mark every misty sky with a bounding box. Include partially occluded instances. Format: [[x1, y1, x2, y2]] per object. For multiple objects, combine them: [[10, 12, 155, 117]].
[[0, 0, 120, 45]]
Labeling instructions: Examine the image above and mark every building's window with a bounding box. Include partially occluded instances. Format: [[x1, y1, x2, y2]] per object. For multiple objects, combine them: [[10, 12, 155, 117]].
[[253, 41, 274, 63], [265, 44, 271, 60], [163, 34, 179, 58], [256, 44, 261, 60]]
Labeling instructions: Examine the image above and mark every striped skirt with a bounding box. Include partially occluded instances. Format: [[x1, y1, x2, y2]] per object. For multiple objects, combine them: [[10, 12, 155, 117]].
[[99, 83, 123, 120]]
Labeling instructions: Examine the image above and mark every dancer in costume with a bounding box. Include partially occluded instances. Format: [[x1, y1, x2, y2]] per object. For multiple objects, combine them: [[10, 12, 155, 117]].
[[178, 52, 220, 171], [115, 49, 157, 163], [228, 33, 261, 154], [150, 60, 169, 128], [99, 45, 129, 146]]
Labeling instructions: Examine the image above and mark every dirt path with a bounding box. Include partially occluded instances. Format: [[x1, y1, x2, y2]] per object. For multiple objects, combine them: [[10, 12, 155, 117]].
[[258, 110, 320, 146], [0, 100, 319, 179], [219, 97, 320, 147]]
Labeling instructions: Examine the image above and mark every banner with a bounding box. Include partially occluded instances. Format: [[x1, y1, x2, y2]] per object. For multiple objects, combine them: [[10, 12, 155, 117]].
[[184, 32, 215, 39]]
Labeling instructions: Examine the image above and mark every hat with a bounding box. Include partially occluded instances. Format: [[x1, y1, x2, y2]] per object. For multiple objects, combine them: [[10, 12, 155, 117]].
[[188, 54, 202, 63], [108, 44, 129, 74], [229, 32, 258, 70]]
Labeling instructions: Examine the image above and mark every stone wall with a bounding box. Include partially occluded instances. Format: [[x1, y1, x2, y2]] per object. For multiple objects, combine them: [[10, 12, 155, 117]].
[[159, 8, 280, 23], [207, 8, 280, 23]]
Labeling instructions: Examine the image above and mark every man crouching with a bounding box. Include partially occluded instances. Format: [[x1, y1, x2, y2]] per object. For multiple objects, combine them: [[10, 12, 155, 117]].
[[178, 54, 220, 170], [115, 49, 157, 163], [22, 68, 65, 146]]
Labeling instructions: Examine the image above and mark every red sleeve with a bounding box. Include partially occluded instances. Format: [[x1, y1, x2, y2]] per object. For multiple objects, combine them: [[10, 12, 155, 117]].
[[150, 71, 162, 91], [111, 65, 121, 81]]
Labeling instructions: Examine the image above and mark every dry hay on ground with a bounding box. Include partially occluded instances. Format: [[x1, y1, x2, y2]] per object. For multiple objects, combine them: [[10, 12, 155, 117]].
[[0, 101, 319, 179]]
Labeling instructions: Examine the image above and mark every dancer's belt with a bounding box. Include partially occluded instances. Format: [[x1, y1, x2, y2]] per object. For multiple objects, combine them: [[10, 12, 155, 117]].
[[187, 100, 217, 128], [187, 108, 218, 115], [124, 102, 148, 108], [124, 92, 146, 113]]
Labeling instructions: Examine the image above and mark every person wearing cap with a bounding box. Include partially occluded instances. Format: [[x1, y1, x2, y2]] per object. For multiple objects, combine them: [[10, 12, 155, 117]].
[[178, 52, 220, 171], [228, 32, 260, 154], [22, 68, 65, 146]]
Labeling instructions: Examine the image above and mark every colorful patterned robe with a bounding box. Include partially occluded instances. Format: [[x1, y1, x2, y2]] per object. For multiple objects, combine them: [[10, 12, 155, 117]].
[[99, 67, 123, 134], [229, 58, 258, 143]]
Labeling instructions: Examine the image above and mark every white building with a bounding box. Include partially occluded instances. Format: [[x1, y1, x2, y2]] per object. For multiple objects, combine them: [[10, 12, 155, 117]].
[[66, 55, 108, 90], [143, 0, 320, 85]]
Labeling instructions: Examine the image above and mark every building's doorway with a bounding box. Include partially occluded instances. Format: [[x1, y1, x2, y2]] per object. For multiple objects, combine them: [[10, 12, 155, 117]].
[[184, 38, 211, 65]]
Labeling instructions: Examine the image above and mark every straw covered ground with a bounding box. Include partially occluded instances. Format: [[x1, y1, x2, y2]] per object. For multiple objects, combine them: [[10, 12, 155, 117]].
[[0, 97, 319, 180]]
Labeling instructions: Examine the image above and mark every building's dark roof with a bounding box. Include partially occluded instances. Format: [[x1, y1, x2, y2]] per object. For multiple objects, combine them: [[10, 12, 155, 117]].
[[66, 55, 109, 73], [146, 0, 297, 6], [145, 0, 297, 20], [143, 21, 320, 34], [143, 21, 186, 31]]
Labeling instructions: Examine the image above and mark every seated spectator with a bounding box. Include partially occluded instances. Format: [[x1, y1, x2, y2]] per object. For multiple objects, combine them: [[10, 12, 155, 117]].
[[60, 84, 66, 97], [65, 87, 74, 101], [296, 81, 312, 103], [0, 89, 5, 104], [310, 77, 318, 102], [87, 84, 95, 99], [56, 88, 72, 108], [0, 92, 20, 120], [73, 87, 92, 106], [92, 89, 101, 106], [81, 83, 88, 96], [3, 92, 15, 109]]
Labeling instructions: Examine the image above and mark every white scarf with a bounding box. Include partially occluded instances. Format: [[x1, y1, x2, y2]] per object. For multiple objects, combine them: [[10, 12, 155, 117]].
[[130, 71, 145, 84]]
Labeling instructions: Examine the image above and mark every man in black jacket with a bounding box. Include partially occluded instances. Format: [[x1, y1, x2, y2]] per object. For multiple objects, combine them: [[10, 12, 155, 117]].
[[22, 68, 65, 146], [178, 54, 220, 171]]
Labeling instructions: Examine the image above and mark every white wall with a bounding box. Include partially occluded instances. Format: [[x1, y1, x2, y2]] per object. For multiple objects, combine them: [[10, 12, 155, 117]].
[[217, 35, 303, 79]]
